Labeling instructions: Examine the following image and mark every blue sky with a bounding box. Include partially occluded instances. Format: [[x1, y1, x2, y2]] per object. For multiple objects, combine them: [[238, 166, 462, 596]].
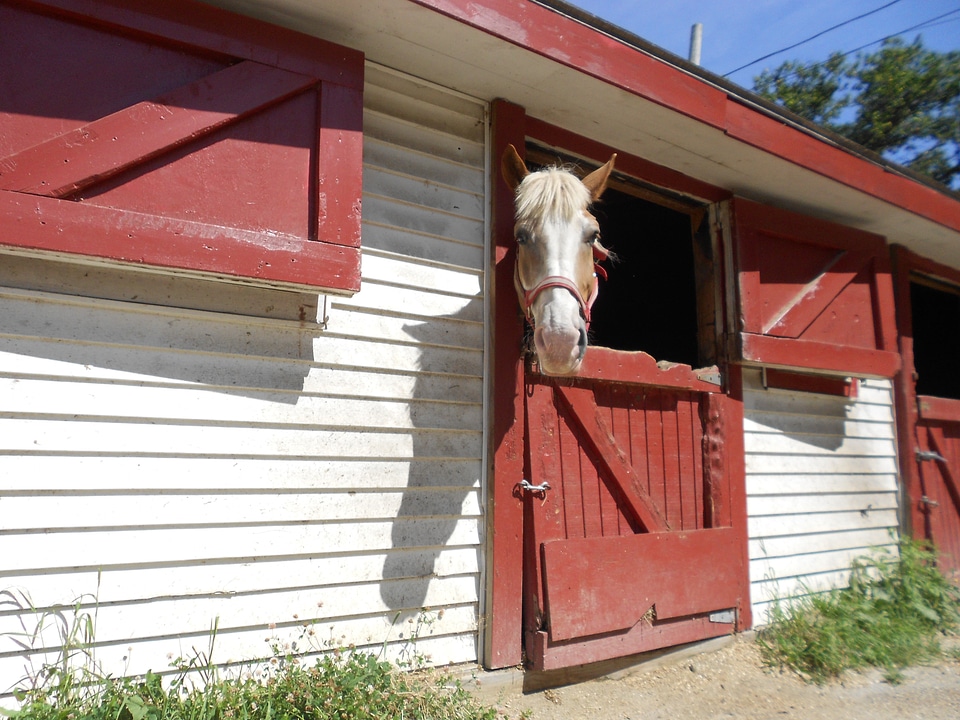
[[565, 0, 960, 90]]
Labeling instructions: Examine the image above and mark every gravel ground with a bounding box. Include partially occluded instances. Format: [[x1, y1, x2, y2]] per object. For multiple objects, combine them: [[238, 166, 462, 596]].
[[467, 635, 960, 719]]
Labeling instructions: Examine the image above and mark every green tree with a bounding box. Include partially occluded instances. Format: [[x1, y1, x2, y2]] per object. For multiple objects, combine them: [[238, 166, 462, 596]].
[[754, 38, 960, 189]]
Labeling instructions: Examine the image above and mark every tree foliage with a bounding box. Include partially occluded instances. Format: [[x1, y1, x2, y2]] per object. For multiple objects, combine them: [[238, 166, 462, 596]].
[[754, 38, 960, 189]]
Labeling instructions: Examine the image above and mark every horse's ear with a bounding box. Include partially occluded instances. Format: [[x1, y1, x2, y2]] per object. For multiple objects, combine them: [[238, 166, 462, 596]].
[[501, 144, 529, 191], [582, 153, 617, 202]]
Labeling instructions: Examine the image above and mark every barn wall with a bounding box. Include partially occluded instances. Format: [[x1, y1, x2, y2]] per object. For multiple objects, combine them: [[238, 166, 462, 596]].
[[0, 64, 488, 701], [743, 368, 901, 624]]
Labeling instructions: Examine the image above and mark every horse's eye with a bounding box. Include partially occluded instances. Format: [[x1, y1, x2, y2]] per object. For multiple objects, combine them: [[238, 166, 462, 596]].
[[587, 230, 601, 244], [516, 229, 531, 245]]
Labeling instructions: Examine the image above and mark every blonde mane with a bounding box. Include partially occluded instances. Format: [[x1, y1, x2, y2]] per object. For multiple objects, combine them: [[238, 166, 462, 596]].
[[514, 167, 592, 226]]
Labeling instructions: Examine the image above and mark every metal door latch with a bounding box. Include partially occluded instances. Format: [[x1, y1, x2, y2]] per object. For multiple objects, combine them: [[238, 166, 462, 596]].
[[915, 449, 946, 463], [518, 479, 551, 495], [920, 495, 940, 509]]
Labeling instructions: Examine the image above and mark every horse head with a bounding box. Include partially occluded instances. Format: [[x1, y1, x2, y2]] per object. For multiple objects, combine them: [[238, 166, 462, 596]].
[[501, 144, 616, 375]]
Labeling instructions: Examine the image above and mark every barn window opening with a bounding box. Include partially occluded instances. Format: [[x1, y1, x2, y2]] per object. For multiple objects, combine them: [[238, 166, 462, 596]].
[[525, 146, 714, 370], [910, 277, 960, 400]]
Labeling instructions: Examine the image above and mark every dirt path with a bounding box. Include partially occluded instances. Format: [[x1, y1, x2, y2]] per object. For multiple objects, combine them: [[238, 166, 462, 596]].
[[469, 636, 960, 719]]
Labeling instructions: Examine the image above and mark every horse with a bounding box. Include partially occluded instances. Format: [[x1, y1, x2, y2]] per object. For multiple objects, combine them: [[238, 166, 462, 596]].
[[500, 144, 616, 375]]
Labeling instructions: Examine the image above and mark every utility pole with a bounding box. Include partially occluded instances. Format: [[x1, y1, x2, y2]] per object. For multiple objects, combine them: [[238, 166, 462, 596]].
[[689, 22, 703, 65]]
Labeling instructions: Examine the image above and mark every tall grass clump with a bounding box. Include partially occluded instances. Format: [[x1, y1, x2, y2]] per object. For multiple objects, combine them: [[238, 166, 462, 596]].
[[758, 537, 960, 684], [1, 596, 510, 720]]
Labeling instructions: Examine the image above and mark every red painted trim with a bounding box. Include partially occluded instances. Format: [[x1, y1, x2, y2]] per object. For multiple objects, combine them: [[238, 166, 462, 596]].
[[412, 0, 960, 234], [919, 396, 960, 423], [726, 366, 752, 631], [486, 99, 527, 670], [764, 369, 859, 398], [0, 192, 361, 292], [316, 82, 365, 249], [524, 117, 729, 203], [891, 245, 926, 541], [741, 333, 901, 378]]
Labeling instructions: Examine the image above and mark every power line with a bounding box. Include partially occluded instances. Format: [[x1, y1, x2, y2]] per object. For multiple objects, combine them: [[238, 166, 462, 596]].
[[723, 0, 905, 77], [754, 8, 960, 85]]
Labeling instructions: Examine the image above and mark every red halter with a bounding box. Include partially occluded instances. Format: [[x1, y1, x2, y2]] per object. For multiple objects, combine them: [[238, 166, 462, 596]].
[[516, 244, 608, 330]]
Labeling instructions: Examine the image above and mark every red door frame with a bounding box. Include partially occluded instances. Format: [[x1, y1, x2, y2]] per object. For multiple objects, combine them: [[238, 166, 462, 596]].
[[892, 245, 960, 574], [485, 100, 750, 669]]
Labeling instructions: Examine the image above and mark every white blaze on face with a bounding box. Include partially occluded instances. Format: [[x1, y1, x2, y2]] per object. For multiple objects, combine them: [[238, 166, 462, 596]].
[[527, 216, 590, 375]]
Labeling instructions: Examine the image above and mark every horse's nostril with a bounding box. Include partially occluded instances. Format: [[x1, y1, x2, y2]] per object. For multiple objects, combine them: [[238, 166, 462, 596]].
[[577, 328, 587, 360]]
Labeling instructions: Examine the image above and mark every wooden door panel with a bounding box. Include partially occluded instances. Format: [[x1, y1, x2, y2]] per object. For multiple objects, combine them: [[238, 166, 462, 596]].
[[733, 198, 899, 376], [523, 360, 742, 669], [0, 0, 364, 293], [542, 528, 740, 642]]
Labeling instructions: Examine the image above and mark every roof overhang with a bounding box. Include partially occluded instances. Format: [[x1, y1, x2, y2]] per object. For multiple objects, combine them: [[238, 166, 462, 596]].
[[205, 0, 960, 269]]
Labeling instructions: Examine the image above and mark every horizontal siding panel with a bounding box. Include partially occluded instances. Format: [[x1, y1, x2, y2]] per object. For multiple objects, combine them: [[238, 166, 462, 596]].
[[748, 508, 899, 538], [744, 415, 894, 439], [0, 489, 482, 531], [333, 278, 484, 323], [0, 289, 317, 359], [1, 518, 482, 573], [744, 390, 894, 423], [326, 307, 483, 348], [0, 577, 480, 645], [750, 544, 898, 584], [0, 348, 482, 404], [360, 221, 484, 267], [359, 251, 483, 297], [745, 453, 898, 474], [364, 138, 483, 193], [0, 419, 481, 458], [748, 527, 897, 559], [0, 378, 480, 431], [362, 194, 484, 246], [363, 166, 484, 220], [746, 473, 899, 495], [747, 492, 897, 516], [0, 458, 480, 492], [364, 108, 485, 166], [1, 548, 481, 608], [745, 433, 896, 457]]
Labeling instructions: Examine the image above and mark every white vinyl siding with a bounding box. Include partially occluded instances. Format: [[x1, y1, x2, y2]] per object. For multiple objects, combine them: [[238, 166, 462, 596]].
[[743, 369, 901, 625], [0, 65, 488, 701]]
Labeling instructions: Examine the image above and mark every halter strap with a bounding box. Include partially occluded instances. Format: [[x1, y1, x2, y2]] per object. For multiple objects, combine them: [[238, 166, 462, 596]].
[[515, 261, 604, 330]]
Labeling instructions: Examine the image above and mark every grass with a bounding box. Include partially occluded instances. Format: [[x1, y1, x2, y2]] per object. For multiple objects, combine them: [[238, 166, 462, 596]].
[[757, 537, 960, 684], [0, 595, 512, 720]]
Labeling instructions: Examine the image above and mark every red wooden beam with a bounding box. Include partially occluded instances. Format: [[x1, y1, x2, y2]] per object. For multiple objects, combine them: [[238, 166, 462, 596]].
[[925, 428, 960, 515], [0, 191, 361, 292], [740, 333, 901, 378]]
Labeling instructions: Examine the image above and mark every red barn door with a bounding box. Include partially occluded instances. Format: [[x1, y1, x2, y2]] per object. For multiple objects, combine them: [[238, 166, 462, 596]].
[[521, 352, 745, 670], [894, 248, 960, 580], [488, 107, 750, 671]]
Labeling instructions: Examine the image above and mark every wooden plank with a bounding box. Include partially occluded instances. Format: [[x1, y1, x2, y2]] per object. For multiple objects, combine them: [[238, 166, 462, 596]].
[[0, 62, 316, 197], [541, 528, 740, 641], [554, 385, 669, 532], [0, 192, 362, 293], [918, 395, 960, 423], [577, 347, 720, 391], [740, 333, 901, 378]]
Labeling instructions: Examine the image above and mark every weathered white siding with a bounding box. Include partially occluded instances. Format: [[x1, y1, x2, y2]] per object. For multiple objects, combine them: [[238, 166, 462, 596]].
[[744, 369, 901, 625], [0, 65, 488, 701]]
